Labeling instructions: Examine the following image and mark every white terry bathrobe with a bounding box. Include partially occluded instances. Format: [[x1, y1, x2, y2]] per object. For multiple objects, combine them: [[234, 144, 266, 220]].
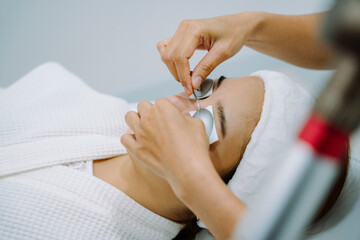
[[0, 63, 183, 240]]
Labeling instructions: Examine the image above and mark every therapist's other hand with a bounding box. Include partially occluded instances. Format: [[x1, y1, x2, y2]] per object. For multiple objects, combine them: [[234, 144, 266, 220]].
[[157, 12, 259, 95], [121, 99, 212, 194]]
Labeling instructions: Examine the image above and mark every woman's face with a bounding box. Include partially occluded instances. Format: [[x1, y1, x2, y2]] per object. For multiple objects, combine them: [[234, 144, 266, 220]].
[[168, 76, 264, 177]]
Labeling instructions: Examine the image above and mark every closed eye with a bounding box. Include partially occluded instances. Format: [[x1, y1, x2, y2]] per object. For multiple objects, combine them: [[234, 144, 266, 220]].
[[214, 76, 226, 91]]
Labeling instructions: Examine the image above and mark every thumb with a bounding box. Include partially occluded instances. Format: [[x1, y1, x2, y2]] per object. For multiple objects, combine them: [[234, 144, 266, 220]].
[[191, 46, 229, 89]]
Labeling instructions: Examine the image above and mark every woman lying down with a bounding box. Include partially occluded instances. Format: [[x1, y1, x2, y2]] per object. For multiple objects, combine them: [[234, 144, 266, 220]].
[[0, 63, 348, 240]]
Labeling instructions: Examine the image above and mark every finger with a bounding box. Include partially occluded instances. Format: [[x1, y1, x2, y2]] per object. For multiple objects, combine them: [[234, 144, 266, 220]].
[[168, 94, 197, 113], [157, 44, 166, 56], [125, 128, 135, 135], [161, 27, 187, 82], [174, 57, 192, 95], [158, 39, 179, 81], [173, 30, 203, 95], [156, 38, 171, 55], [137, 100, 153, 118], [161, 52, 180, 82], [192, 44, 231, 89], [156, 98, 184, 118], [125, 111, 140, 132], [181, 110, 192, 118], [169, 62, 180, 83], [120, 133, 137, 150], [183, 113, 195, 122], [177, 91, 190, 98]]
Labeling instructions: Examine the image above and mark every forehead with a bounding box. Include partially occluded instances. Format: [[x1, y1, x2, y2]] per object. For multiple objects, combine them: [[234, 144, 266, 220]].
[[203, 76, 264, 134], [205, 76, 264, 173], [216, 76, 263, 139]]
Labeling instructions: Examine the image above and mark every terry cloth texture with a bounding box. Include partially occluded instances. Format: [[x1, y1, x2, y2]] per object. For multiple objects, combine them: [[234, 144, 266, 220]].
[[228, 70, 313, 207], [0, 62, 183, 239]]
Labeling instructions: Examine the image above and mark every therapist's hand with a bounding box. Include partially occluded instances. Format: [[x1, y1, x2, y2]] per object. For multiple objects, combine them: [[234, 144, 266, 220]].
[[121, 98, 213, 193], [157, 12, 260, 95], [121, 99, 247, 240]]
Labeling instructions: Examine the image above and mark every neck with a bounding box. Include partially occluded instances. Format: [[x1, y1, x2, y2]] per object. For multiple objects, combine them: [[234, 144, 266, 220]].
[[93, 154, 194, 222]]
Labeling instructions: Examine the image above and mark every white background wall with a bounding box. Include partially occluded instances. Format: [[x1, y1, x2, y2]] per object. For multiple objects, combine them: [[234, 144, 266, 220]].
[[0, 0, 334, 98]]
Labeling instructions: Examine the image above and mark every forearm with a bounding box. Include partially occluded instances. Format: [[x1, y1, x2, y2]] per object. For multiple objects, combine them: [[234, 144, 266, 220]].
[[245, 12, 334, 69], [177, 160, 246, 240]]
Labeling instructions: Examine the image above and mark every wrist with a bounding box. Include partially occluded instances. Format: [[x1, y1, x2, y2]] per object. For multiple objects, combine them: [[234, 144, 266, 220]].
[[174, 161, 246, 240], [239, 11, 267, 44], [174, 158, 223, 204]]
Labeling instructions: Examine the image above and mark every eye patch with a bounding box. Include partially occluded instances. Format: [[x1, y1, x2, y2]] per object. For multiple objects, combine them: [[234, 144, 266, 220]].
[[189, 105, 219, 144]]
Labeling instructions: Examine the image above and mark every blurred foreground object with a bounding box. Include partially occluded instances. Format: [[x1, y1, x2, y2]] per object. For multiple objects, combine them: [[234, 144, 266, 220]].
[[233, 0, 360, 239]]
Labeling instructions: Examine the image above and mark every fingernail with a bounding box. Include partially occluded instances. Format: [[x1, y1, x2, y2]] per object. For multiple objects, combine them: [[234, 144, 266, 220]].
[[184, 87, 191, 96], [192, 76, 203, 89]]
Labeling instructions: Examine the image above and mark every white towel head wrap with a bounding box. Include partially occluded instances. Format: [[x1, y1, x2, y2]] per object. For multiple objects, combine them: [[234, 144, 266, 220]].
[[227, 70, 313, 208]]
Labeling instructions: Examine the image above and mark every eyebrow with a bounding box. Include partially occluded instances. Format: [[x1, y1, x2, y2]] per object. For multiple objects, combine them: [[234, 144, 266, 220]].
[[216, 100, 226, 138]]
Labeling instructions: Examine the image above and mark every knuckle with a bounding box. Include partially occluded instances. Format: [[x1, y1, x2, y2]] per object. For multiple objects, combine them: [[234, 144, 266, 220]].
[[201, 63, 214, 75], [156, 98, 169, 108], [219, 49, 231, 59], [160, 97, 170, 103], [138, 100, 146, 106], [180, 19, 190, 27], [138, 100, 149, 109], [120, 134, 125, 144], [125, 111, 131, 120], [161, 52, 172, 63], [156, 98, 164, 103], [125, 111, 134, 121], [156, 97, 167, 105], [172, 53, 186, 63], [217, 45, 232, 59], [187, 20, 200, 32], [120, 134, 127, 144], [160, 55, 168, 64], [120, 134, 130, 147]]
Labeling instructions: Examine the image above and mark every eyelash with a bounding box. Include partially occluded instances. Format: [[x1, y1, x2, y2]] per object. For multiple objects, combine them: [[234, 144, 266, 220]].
[[216, 76, 226, 89], [201, 76, 225, 99], [201, 96, 210, 100]]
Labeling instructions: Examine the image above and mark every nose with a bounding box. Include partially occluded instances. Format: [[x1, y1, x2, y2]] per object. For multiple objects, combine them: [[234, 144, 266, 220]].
[[168, 94, 198, 113]]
